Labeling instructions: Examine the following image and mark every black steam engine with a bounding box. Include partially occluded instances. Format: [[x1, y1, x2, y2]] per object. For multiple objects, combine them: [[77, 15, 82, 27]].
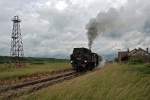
[[70, 48, 100, 72]]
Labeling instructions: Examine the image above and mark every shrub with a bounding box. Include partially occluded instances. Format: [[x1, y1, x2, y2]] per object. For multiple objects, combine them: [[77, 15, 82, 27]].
[[128, 58, 144, 64]]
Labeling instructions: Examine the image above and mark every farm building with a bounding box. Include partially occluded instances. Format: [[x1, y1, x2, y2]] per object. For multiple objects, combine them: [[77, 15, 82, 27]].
[[118, 48, 150, 63]]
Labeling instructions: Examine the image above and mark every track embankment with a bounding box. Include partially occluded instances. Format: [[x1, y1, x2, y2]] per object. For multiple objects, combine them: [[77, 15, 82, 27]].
[[0, 68, 78, 100]]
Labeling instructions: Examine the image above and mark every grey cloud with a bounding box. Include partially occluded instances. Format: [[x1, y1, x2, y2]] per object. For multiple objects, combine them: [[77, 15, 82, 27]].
[[86, 0, 150, 51], [0, 0, 149, 59]]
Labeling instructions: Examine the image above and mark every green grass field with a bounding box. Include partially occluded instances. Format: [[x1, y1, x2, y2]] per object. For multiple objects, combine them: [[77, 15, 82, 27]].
[[0, 62, 70, 81], [21, 63, 150, 100]]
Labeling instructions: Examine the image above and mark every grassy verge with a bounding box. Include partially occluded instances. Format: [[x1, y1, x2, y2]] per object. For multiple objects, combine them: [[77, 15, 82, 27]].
[[0, 62, 70, 81], [21, 63, 150, 100]]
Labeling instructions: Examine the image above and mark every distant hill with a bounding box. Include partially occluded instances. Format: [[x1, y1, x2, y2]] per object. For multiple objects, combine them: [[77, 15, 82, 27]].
[[0, 56, 69, 64]]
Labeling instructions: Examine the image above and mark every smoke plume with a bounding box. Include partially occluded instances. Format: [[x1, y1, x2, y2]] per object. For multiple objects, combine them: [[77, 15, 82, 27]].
[[86, 8, 121, 49], [86, 0, 150, 49], [86, 19, 98, 49]]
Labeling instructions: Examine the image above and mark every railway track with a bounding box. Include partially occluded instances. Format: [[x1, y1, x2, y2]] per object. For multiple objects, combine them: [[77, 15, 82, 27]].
[[0, 69, 78, 99]]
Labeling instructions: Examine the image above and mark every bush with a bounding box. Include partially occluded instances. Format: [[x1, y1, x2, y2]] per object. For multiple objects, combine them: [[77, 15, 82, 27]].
[[128, 58, 144, 64]]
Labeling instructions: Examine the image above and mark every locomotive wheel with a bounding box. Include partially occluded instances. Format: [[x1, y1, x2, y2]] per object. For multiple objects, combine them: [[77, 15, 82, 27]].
[[76, 66, 82, 72], [76, 67, 79, 72], [87, 63, 93, 71]]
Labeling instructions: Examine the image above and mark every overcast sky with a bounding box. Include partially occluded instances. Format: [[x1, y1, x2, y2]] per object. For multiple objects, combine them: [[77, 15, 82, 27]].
[[0, 0, 150, 58]]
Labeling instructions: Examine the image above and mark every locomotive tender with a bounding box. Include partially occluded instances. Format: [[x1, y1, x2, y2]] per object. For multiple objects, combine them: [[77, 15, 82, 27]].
[[70, 48, 100, 72]]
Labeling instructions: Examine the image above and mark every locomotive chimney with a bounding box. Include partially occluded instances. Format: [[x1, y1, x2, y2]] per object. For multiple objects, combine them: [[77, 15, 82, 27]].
[[146, 48, 149, 53], [127, 48, 130, 53]]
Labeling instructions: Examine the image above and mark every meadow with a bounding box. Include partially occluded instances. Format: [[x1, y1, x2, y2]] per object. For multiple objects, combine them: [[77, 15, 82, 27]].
[[21, 63, 150, 100], [0, 57, 70, 81]]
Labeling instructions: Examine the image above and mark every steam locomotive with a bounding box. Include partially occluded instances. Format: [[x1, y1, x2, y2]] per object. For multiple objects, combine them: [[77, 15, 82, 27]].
[[70, 48, 101, 72]]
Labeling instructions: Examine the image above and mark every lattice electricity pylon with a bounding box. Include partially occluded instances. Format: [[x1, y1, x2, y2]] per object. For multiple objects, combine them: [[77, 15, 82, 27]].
[[10, 16, 24, 67]]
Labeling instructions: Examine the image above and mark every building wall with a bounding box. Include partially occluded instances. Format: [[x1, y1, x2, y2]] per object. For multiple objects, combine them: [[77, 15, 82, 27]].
[[118, 48, 150, 63]]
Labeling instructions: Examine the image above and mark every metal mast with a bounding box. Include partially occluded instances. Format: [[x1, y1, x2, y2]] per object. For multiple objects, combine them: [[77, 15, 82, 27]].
[[10, 16, 24, 67]]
